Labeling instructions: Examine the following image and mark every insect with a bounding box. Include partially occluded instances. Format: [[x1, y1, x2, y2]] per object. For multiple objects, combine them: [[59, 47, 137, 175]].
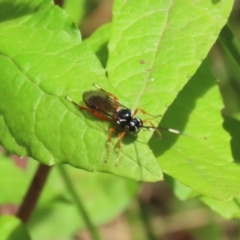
[[65, 84, 180, 165]]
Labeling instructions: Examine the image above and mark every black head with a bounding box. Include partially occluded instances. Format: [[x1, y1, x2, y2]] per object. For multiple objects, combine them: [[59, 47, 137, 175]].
[[125, 118, 143, 133]]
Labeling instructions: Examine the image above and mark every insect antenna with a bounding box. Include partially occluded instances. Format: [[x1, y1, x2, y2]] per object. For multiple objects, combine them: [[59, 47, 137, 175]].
[[141, 125, 181, 135], [65, 96, 79, 107], [158, 127, 181, 135]]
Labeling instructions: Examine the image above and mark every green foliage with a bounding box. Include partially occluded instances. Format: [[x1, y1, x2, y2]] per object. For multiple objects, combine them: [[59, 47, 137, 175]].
[[155, 57, 240, 201], [0, 153, 138, 239], [168, 176, 240, 219], [0, 0, 239, 226], [63, 0, 86, 24], [0, 215, 31, 240]]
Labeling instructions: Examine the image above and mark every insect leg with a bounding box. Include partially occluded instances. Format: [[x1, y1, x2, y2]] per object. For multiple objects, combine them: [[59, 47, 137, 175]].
[[142, 120, 161, 137], [66, 96, 113, 121], [133, 108, 162, 118], [115, 132, 126, 166], [106, 128, 116, 163], [79, 106, 113, 121]]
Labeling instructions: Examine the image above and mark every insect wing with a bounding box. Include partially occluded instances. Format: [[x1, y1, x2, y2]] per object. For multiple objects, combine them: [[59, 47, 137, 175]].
[[82, 89, 116, 118]]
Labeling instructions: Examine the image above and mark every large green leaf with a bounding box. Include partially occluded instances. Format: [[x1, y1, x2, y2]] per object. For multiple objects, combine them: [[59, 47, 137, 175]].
[[107, 0, 232, 110], [104, 0, 234, 184], [152, 57, 240, 201], [0, 0, 235, 186], [0, 0, 162, 181]]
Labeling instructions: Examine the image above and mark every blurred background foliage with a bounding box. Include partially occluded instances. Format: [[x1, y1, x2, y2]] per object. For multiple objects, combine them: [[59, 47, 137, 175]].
[[2, 0, 240, 239]]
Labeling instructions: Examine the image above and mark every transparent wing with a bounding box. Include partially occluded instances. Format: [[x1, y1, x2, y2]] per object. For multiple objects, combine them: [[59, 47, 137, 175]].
[[82, 89, 129, 119]]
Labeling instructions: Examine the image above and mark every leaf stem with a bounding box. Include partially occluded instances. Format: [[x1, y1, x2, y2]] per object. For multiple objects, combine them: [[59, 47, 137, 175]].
[[57, 165, 102, 240], [17, 163, 52, 223]]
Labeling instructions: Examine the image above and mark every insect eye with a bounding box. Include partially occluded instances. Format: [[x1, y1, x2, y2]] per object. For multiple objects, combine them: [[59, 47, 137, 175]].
[[125, 118, 142, 133]]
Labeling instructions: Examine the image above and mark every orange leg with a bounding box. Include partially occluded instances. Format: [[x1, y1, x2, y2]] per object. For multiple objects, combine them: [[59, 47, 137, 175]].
[[65, 96, 114, 121], [105, 129, 126, 166], [133, 108, 162, 118], [79, 106, 113, 121], [142, 120, 161, 137], [106, 128, 116, 163], [115, 132, 126, 166], [65, 96, 113, 121]]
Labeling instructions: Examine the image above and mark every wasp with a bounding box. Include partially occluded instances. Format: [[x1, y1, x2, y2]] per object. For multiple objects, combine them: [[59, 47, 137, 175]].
[[66, 84, 179, 165]]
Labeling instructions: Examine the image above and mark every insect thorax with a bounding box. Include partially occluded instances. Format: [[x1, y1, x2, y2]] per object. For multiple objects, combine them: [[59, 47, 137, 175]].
[[116, 109, 142, 133]]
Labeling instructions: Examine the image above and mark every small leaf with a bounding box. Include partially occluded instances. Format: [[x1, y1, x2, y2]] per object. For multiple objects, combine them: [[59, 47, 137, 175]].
[[168, 176, 240, 219], [201, 194, 240, 219], [0, 215, 31, 240]]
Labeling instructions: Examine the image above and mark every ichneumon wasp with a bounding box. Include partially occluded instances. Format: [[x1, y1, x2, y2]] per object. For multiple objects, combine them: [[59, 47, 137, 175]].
[[66, 84, 180, 165]]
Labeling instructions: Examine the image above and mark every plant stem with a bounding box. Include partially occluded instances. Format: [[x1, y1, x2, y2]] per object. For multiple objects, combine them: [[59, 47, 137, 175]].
[[57, 165, 102, 240], [17, 163, 52, 223]]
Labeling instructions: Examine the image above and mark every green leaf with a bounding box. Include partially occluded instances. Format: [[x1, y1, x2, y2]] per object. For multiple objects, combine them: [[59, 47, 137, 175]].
[[63, 0, 86, 24], [0, 215, 31, 240], [168, 176, 240, 219], [0, 0, 162, 181], [0, 0, 235, 184], [164, 174, 200, 201], [0, 154, 63, 205], [105, 0, 237, 200], [151, 57, 240, 201], [201, 194, 240, 219], [84, 23, 110, 68], [107, 0, 233, 111], [105, 0, 233, 181], [0, 155, 35, 203]]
